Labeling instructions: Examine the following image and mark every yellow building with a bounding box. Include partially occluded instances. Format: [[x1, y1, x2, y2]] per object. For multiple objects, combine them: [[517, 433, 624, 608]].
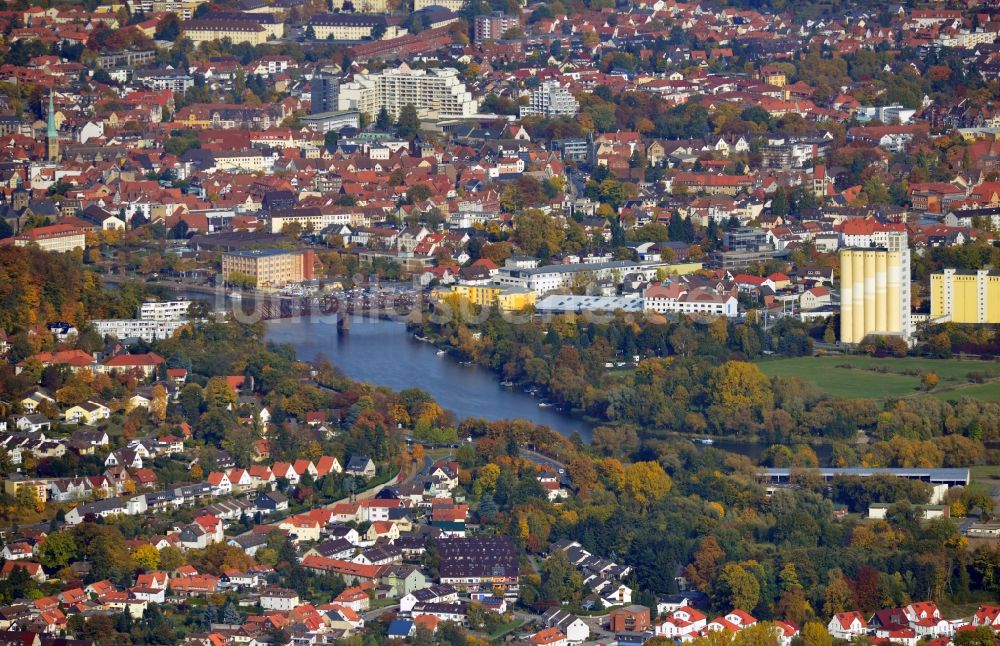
[[310, 14, 386, 40], [14, 224, 86, 253], [840, 232, 912, 344], [4, 477, 49, 503], [221, 249, 314, 290], [446, 284, 536, 311], [183, 19, 268, 45], [415, 0, 463, 9], [930, 269, 1000, 323]]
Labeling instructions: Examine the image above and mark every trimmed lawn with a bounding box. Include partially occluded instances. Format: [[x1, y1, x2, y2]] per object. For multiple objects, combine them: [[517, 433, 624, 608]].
[[756, 355, 1000, 401], [488, 618, 526, 639], [933, 382, 1000, 403]]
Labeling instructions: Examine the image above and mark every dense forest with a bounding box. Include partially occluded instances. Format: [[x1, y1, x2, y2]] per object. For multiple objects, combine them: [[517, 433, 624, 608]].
[[456, 419, 1000, 621]]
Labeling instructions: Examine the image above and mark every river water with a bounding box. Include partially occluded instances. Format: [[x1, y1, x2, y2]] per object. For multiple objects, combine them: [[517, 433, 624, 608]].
[[265, 315, 598, 442], [154, 286, 830, 458]]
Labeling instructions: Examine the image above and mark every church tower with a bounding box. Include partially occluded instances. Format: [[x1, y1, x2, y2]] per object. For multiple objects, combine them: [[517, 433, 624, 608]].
[[46, 90, 59, 162]]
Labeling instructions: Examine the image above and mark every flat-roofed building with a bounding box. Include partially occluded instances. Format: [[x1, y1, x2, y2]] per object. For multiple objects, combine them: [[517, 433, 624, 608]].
[[840, 231, 911, 344], [221, 248, 315, 289], [338, 63, 478, 120], [930, 268, 1000, 323], [301, 110, 361, 134]]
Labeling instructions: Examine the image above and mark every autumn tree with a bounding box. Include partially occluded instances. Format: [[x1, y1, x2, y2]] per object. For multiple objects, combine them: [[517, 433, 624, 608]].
[[204, 376, 237, 411], [801, 622, 833, 646], [687, 536, 725, 592], [539, 550, 583, 605], [709, 361, 774, 424], [716, 562, 760, 612], [132, 544, 161, 572], [513, 209, 565, 257], [823, 572, 856, 617], [38, 531, 77, 570], [476, 463, 501, 491], [621, 461, 672, 509], [150, 384, 168, 422]]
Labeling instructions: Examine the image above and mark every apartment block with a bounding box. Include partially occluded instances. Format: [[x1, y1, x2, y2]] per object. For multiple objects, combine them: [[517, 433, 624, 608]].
[[473, 12, 519, 43], [139, 301, 192, 321], [519, 81, 579, 118], [337, 64, 478, 120]]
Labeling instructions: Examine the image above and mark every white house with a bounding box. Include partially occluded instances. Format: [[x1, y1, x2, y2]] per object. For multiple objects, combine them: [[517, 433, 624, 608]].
[[973, 606, 1000, 628], [600, 584, 633, 608], [260, 588, 300, 611], [829, 611, 868, 639]]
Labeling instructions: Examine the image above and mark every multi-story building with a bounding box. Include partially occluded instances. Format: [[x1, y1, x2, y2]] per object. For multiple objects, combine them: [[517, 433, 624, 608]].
[[337, 64, 478, 120], [724, 227, 771, 253], [13, 224, 86, 253], [519, 81, 579, 118], [414, 0, 462, 10], [311, 72, 340, 115], [301, 110, 361, 133], [269, 209, 351, 234], [134, 68, 196, 94], [643, 282, 739, 317], [855, 104, 917, 124], [212, 150, 272, 173], [310, 14, 386, 41], [930, 269, 1000, 323], [553, 138, 589, 162], [494, 260, 689, 296], [139, 300, 192, 321], [91, 319, 188, 342], [96, 50, 157, 70], [445, 284, 536, 311], [182, 19, 268, 45], [840, 232, 912, 344], [199, 11, 284, 39], [331, 0, 388, 11], [473, 12, 520, 43], [436, 537, 519, 595], [130, 0, 204, 20], [221, 249, 315, 289]]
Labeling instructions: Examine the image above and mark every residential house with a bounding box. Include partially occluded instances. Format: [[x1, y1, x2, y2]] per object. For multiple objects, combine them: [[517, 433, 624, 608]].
[[829, 612, 868, 639], [345, 456, 376, 479]]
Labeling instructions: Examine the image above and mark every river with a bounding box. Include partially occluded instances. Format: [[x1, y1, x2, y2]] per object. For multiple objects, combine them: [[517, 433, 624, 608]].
[[262, 314, 833, 461], [159, 280, 827, 458], [265, 315, 598, 442]]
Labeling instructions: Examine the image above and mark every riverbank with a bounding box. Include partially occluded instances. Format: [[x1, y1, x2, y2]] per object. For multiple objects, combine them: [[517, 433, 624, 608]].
[[265, 316, 597, 442], [266, 315, 852, 460]]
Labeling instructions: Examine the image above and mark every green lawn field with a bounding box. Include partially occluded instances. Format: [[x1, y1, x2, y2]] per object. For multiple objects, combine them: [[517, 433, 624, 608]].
[[756, 355, 1000, 401]]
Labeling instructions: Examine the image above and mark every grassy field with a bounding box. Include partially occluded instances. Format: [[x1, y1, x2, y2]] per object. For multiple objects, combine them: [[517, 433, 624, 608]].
[[970, 464, 1000, 479], [756, 355, 1000, 401]]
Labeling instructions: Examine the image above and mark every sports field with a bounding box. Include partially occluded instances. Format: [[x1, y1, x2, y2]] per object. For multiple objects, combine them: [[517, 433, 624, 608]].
[[756, 355, 1000, 401]]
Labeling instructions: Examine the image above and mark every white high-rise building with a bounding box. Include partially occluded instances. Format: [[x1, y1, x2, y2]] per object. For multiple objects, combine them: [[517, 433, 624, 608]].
[[337, 64, 478, 121], [519, 81, 579, 118]]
